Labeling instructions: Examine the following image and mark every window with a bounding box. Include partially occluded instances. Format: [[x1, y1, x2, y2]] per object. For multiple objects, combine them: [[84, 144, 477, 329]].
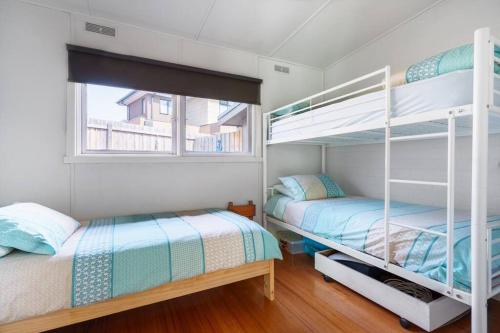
[[160, 98, 172, 115], [186, 97, 250, 153], [72, 83, 253, 158], [81, 84, 175, 154]]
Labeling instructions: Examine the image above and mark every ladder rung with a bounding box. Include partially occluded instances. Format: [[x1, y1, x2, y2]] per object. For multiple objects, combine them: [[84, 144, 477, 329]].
[[495, 73, 500, 80], [492, 254, 500, 262], [495, 56, 500, 64], [494, 89, 500, 96], [389, 221, 447, 237], [493, 270, 500, 279], [493, 238, 500, 246], [390, 132, 448, 142], [389, 179, 448, 187], [492, 105, 500, 114]]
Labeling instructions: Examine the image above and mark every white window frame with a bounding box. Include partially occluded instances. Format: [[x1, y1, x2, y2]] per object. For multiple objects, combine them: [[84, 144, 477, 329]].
[[65, 82, 261, 163]]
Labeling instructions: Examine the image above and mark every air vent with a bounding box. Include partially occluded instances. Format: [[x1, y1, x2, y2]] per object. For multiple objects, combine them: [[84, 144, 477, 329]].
[[85, 22, 116, 37], [274, 64, 290, 74]]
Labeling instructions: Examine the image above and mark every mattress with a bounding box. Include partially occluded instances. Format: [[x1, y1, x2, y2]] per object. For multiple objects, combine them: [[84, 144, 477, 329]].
[[265, 195, 500, 291], [0, 210, 282, 324], [270, 70, 500, 141]]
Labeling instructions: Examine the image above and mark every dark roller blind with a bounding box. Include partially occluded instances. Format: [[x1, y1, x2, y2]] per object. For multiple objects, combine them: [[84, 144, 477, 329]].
[[67, 44, 262, 105]]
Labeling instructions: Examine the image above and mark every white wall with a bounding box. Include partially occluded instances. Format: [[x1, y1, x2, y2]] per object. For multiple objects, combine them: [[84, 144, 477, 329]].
[[324, 0, 500, 213], [325, 0, 500, 87], [0, 0, 323, 221]]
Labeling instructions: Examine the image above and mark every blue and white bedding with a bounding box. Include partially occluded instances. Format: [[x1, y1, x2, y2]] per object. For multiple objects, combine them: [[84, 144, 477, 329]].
[[265, 195, 500, 291], [0, 209, 281, 324]]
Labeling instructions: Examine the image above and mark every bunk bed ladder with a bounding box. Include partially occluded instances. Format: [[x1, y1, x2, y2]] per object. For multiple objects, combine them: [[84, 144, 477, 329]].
[[383, 70, 457, 293]]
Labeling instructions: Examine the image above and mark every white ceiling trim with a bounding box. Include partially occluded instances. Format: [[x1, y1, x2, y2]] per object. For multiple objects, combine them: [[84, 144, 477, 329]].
[[323, 0, 447, 70], [268, 0, 331, 57], [195, 0, 217, 40]]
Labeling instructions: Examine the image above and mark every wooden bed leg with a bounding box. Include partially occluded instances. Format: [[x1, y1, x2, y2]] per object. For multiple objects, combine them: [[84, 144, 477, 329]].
[[264, 260, 275, 301]]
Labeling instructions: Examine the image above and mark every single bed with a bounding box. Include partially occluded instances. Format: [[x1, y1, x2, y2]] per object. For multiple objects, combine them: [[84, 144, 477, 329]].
[[265, 194, 499, 291], [0, 209, 282, 332], [269, 70, 500, 143]]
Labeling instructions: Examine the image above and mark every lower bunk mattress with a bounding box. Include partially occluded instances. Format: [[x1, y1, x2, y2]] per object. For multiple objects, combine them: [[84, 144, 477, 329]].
[[265, 195, 500, 291], [0, 209, 282, 324]]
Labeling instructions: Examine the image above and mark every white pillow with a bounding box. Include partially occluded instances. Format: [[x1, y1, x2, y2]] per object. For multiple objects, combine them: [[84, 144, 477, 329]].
[[0, 245, 13, 258], [273, 184, 295, 198]]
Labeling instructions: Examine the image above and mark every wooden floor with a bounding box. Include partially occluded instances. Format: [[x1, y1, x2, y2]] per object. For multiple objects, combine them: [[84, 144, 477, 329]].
[[48, 254, 500, 333]]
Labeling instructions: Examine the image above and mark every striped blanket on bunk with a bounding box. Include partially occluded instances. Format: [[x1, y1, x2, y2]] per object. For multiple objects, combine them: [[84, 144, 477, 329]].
[[265, 195, 500, 291]]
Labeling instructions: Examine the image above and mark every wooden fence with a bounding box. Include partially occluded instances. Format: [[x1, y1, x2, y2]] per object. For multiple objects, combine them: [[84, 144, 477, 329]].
[[191, 128, 243, 153], [86, 119, 243, 153], [86, 118, 172, 152]]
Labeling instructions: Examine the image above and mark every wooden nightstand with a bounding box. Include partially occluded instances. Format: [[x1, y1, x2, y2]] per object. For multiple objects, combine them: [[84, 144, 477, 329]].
[[227, 201, 256, 220]]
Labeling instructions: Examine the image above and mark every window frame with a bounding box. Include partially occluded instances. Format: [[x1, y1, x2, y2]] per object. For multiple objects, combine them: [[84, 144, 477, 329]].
[[65, 82, 260, 163]]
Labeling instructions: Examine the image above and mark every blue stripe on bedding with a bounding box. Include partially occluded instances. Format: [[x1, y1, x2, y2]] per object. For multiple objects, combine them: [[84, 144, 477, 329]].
[[72, 218, 114, 307], [265, 194, 500, 291], [72, 210, 281, 307]]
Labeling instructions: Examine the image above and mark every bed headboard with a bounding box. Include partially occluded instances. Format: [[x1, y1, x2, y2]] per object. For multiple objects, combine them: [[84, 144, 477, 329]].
[[227, 201, 256, 220]]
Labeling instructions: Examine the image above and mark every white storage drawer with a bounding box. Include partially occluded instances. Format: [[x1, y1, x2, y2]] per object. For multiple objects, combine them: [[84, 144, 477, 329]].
[[315, 250, 469, 332]]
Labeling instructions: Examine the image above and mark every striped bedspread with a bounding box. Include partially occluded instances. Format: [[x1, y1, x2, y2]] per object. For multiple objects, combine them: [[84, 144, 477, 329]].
[[0, 209, 281, 324], [265, 195, 500, 291], [72, 209, 282, 306]]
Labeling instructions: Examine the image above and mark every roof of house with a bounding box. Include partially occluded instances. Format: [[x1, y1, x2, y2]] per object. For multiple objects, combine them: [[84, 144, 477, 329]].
[[116, 90, 172, 106]]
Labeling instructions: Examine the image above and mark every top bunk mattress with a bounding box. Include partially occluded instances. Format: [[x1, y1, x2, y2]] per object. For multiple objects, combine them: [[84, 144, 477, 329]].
[[270, 69, 500, 142]]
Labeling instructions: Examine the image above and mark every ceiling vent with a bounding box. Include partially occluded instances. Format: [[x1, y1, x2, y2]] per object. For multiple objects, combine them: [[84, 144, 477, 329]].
[[274, 64, 290, 74], [85, 22, 116, 37]]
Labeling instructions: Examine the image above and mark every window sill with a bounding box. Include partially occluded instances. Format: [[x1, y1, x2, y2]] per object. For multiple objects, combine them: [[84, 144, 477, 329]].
[[64, 154, 262, 164]]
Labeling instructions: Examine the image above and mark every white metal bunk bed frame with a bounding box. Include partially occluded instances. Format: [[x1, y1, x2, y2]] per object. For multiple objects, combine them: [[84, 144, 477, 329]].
[[262, 28, 500, 333]]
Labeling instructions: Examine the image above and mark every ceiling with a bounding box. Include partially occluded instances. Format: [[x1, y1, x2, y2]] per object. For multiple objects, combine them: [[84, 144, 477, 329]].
[[26, 0, 442, 68]]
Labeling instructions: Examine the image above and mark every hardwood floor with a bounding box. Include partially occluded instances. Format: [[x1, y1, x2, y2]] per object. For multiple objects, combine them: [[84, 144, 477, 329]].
[[47, 254, 500, 333]]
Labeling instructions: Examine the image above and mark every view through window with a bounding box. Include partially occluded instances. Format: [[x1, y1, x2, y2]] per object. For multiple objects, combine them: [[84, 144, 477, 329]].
[[82, 84, 251, 155], [185, 97, 250, 153]]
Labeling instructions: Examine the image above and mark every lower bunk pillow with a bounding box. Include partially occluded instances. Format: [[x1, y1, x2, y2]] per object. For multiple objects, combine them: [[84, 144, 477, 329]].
[[278, 174, 345, 201]]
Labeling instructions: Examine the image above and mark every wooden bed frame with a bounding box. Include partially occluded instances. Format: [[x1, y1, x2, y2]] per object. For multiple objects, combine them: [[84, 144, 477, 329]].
[[0, 260, 274, 333]]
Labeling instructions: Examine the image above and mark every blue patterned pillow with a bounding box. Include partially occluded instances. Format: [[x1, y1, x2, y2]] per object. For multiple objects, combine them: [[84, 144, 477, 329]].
[[279, 174, 345, 201]]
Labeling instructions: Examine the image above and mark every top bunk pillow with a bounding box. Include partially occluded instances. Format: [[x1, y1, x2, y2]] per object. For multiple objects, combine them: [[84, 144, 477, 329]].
[[405, 44, 500, 83], [0, 203, 80, 255], [279, 174, 345, 201]]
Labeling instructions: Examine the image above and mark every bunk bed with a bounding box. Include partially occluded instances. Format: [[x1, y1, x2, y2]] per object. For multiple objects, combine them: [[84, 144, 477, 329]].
[[262, 28, 500, 333]]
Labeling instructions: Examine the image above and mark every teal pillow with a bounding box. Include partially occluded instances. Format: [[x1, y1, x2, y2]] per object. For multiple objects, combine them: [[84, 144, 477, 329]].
[[279, 174, 345, 201], [0, 203, 80, 255]]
